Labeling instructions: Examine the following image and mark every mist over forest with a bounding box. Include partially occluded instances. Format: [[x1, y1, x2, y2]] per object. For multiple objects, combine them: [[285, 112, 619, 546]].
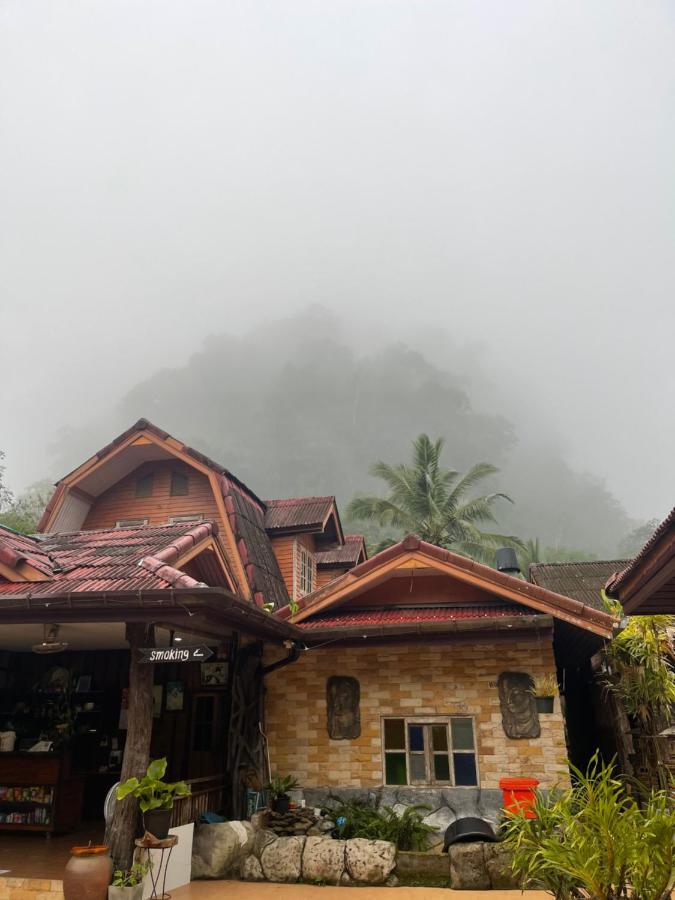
[[43, 309, 635, 558]]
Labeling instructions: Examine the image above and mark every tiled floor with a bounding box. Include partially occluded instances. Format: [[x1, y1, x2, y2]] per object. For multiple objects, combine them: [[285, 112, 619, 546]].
[[0, 823, 104, 879], [171, 884, 550, 899]]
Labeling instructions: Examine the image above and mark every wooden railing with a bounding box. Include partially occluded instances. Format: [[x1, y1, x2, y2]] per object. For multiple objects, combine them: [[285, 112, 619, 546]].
[[171, 773, 226, 827]]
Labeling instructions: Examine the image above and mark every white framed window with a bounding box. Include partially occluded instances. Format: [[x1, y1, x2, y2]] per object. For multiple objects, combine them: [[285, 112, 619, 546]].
[[115, 518, 149, 528], [168, 514, 203, 524], [382, 717, 478, 787], [297, 544, 314, 596]]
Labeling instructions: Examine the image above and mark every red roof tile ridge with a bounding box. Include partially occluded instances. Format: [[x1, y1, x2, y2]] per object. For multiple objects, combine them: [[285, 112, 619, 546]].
[[344, 534, 365, 542], [151, 522, 214, 566], [137, 555, 207, 589]]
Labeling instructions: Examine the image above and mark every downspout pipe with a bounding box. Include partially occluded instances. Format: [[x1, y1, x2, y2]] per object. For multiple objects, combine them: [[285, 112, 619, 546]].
[[262, 641, 301, 675]]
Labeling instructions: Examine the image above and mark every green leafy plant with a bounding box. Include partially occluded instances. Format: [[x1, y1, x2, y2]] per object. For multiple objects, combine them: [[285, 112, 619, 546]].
[[112, 860, 150, 887], [329, 798, 435, 851], [501, 753, 675, 900], [266, 773, 299, 798], [529, 673, 559, 698], [116, 758, 190, 812]]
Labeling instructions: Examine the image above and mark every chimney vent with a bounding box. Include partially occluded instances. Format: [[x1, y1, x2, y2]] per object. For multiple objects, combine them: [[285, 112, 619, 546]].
[[496, 547, 520, 575]]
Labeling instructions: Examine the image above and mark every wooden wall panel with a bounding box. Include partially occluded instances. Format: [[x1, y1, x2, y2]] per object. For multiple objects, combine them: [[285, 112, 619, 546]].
[[83, 462, 224, 531]]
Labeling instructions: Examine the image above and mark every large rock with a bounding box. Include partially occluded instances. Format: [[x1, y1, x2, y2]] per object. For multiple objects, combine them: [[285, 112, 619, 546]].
[[443, 787, 481, 819], [252, 828, 277, 858], [302, 836, 346, 884], [260, 836, 305, 883], [191, 821, 254, 879], [241, 855, 265, 882], [449, 842, 490, 890], [392, 787, 444, 813], [345, 838, 397, 884], [484, 843, 518, 889]]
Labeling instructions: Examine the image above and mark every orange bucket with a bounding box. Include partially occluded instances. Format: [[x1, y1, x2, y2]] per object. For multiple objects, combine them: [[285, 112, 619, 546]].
[[499, 777, 539, 819]]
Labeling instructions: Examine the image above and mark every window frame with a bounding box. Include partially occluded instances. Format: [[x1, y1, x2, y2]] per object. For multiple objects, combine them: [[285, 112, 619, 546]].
[[115, 518, 149, 528], [170, 470, 189, 496], [168, 514, 204, 524], [381, 715, 479, 788], [297, 543, 314, 596], [135, 473, 154, 498]]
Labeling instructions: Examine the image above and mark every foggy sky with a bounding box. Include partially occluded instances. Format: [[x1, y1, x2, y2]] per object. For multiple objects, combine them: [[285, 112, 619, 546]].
[[1, 0, 674, 521]]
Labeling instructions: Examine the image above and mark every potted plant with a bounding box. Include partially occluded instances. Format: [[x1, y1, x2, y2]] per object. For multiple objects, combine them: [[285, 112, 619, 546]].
[[530, 674, 558, 713], [116, 758, 190, 839], [266, 773, 299, 813], [108, 861, 150, 900]]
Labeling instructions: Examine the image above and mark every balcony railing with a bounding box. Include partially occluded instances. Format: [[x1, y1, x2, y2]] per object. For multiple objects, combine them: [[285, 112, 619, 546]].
[[171, 773, 226, 827]]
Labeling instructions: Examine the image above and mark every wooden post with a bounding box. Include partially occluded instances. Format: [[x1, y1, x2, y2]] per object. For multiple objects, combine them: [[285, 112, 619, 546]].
[[106, 623, 154, 870]]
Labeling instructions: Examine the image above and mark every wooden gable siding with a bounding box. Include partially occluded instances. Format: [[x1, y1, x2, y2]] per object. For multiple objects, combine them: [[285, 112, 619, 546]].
[[316, 566, 345, 589], [271, 534, 317, 600], [83, 461, 223, 531], [346, 574, 504, 608]]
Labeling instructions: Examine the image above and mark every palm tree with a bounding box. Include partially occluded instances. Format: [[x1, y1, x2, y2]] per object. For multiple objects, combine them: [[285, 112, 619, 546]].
[[347, 434, 523, 563]]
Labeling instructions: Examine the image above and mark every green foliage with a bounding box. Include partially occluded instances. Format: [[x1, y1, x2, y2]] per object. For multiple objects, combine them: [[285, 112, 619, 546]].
[[502, 754, 675, 900], [618, 519, 660, 559], [518, 537, 597, 575], [329, 798, 435, 851], [347, 434, 523, 563], [602, 593, 675, 733], [0, 450, 12, 512], [266, 773, 299, 797], [0, 478, 54, 534], [112, 860, 150, 887], [116, 758, 190, 812]]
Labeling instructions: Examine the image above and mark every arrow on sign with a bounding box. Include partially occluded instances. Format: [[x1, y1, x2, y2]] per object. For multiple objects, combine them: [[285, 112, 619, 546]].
[[139, 645, 215, 664]]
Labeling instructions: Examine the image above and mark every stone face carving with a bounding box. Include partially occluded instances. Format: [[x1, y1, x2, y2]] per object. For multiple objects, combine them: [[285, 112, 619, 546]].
[[497, 672, 540, 739], [326, 675, 361, 739]]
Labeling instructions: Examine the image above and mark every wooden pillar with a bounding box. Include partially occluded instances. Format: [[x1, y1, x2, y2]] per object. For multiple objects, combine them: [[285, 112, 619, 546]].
[[106, 623, 154, 869]]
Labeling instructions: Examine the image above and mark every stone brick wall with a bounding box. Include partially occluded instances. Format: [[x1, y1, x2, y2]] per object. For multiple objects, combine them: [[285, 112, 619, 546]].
[[264, 636, 570, 790], [0, 878, 63, 900]]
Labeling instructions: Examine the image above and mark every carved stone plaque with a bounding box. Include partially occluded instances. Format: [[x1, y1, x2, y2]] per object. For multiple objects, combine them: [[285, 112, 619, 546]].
[[498, 672, 540, 739], [326, 675, 360, 740]]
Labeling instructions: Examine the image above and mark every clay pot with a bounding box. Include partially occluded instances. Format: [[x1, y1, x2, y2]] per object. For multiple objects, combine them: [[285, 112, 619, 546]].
[[63, 845, 113, 900]]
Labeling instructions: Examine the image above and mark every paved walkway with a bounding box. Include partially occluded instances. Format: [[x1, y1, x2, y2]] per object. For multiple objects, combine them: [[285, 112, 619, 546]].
[[172, 883, 549, 898]]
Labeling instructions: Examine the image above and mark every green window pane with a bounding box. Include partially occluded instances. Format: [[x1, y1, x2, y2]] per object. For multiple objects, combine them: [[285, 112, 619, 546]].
[[135, 474, 153, 498], [384, 719, 405, 749], [453, 753, 478, 786], [409, 754, 426, 781], [434, 754, 450, 781], [385, 752, 407, 785], [451, 718, 475, 750], [431, 725, 448, 751]]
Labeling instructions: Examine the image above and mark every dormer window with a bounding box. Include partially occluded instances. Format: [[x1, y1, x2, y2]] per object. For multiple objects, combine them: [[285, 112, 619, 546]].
[[135, 473, 154, 498], [171, 471, 189, 496], [298, 545, 314, 596]]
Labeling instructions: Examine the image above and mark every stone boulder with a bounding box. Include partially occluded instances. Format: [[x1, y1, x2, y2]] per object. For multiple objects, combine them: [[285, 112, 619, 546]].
[[302, 836, 346, 884], [484, 843, 518, 889], [241, 855, 265, 882], [191, 820, 254, 879], [345, 838, 397, 884], [449, 842, 490, 890], [260, 836, 305, 883]]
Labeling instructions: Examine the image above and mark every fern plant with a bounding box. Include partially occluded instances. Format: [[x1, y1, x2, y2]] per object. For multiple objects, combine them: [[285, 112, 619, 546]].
[[329, 798, 435, 850]]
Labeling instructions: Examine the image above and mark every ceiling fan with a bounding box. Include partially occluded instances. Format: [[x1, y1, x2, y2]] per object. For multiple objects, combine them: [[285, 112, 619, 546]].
[[32, 624, 69, 654]]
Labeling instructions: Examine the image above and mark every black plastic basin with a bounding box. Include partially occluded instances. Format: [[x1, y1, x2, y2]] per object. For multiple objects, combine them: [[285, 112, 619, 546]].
[[443, 816, 497, 852]]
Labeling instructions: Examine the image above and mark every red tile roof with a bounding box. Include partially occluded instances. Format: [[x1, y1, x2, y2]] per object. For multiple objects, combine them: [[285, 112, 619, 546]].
[[264, 496, 336, 531], [0, 522, 214, 596], [0, 526, 54, 577], [315, 535, 366, 568], [298, 604, 534, 629]]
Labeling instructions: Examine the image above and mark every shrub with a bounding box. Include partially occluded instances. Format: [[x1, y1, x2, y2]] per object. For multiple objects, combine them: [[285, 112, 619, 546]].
[[501, 753, 675, 900], [329, 798, 435, 850]]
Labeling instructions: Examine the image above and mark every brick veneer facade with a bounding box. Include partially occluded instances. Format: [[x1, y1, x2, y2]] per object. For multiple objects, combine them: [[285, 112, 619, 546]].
[[265, 636, 570, 790]]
